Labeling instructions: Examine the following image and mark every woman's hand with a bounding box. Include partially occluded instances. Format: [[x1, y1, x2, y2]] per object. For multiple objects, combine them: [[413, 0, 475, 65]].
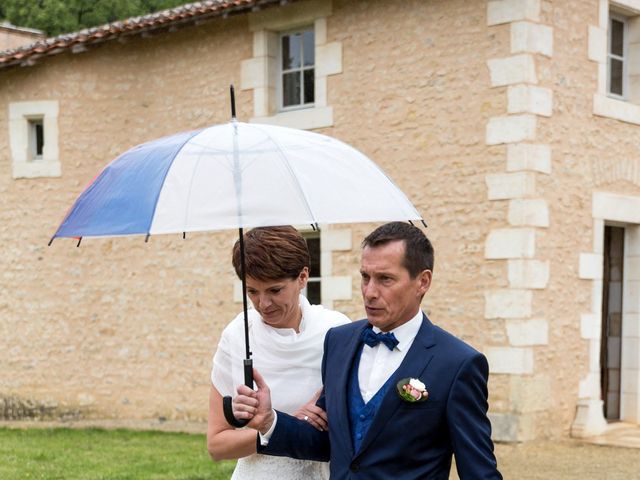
[[294, 388, 328, 431]]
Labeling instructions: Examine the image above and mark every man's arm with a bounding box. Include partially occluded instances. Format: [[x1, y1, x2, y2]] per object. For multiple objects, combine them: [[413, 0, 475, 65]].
[[446, 353, 502, 480]]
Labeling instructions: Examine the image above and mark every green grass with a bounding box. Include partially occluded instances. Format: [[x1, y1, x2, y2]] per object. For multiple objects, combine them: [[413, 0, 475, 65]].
[[0, 427, 236, 479]]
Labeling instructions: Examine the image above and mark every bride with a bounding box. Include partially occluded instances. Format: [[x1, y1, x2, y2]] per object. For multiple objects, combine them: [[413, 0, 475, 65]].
[[207, 226, 350, 479]]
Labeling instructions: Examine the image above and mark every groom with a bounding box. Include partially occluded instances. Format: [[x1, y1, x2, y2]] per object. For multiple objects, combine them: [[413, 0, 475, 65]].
[[233, 222, 502, 479]]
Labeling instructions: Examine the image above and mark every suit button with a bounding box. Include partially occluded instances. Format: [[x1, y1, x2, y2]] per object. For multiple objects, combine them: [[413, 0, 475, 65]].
[[359, 414, 366, 420], [350, 464, 360, 472], [356, 433, 362, 439]]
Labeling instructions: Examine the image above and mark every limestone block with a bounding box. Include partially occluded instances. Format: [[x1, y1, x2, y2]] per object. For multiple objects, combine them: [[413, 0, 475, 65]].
[[510, 22, 553, 57], [508, 199, 549, 227], [510, 375, 552, 412], [580, 313, 601, 340], [252, 106, 334, 130], [623, 313, 640, 338], [625, 281, 640, 316], [588, 26, 606, 63], [507, 85, 552, 116], [484, 289, 532, 319], [487, 0, 540, 26], [486, 115, 537, 145], [579, 372, 601, 398], [593, 93, 640, 126], [578, 253, 603, 279], [486, 346, 534, 374], [506, 318, 548, 345], [507, 143, 551, 173], [621, 370, 639, 396], [508, 259, 549, 288], [593, 218, 604, 254], [621, 392, 639, 422], [486, 172, 536, 200], [488, 412, 519, 442], [240, 57, 267, 90], [320, 229, 352, 251], [487, 54, 537, 86], [621, 337, 640, 369], [485, 228, 536, 259], [321, 275, 352, 301], [316, 42, 342, 77], [625, 226, 640, 256], [571, 398, 607, 437]]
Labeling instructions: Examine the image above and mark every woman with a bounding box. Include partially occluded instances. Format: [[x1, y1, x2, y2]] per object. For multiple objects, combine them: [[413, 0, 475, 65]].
[[207, 226, 350, 479]]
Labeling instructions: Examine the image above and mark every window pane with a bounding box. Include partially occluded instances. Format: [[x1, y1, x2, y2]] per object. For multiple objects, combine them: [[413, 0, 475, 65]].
[[283, 71, 301, 107], [610, 58, 624, 95], [35, 123, 44, 156], [303, 30, 314, 67], [611, 19, 624, 57], [282, 33, 301, 70], [306, 236, 320, 277], [306, 280, 321, 306], [304, 69, 315, 104]]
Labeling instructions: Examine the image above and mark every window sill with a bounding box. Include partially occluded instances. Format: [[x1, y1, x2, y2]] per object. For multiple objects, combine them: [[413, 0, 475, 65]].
[[251, 106, 333, 130], [12, 160, 61, 179], [593, 94, 640, 125]]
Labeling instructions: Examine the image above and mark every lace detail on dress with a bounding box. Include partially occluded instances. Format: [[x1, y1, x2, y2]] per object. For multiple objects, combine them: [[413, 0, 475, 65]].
[[231, 454, 329, 480]]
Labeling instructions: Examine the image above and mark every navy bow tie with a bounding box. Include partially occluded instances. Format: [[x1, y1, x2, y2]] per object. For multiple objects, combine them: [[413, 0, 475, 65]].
[[360, 328, 399, 351]]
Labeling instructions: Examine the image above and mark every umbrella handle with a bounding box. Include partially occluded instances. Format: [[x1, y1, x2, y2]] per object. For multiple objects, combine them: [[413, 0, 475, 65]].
[[222, 359, 254, 428]]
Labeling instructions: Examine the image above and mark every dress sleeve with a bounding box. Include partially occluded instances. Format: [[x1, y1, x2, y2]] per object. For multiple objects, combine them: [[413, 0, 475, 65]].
[[211, 328, 235, 397]]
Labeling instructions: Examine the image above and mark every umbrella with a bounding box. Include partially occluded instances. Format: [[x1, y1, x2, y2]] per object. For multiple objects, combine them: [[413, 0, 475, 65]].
[[50, 86, 425, 426]]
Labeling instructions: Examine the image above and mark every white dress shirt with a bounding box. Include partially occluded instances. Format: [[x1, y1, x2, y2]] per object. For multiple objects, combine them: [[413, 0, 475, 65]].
[[357, 309, 423, 402]]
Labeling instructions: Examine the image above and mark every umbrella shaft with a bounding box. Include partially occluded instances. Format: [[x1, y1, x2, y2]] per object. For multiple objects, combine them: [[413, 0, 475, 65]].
[[238, 227, 251, 360]]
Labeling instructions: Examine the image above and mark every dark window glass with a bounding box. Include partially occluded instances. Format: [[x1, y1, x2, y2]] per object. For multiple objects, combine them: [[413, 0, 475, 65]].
[[303, 30, 314, 67], [304, 69, 315, 104], [611, 19, 624, 57], [306, 281, 321, 306], [35, 122, 44, 156], [283, 72, 301, 107], [282, 33, 301, 70], [610, 58, 623, 95], [306, 236, 321, 277]]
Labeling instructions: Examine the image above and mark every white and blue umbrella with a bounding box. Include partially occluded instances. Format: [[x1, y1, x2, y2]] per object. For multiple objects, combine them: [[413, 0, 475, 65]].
[[50, 92, 424, 426], [51, 121, 422, 240]]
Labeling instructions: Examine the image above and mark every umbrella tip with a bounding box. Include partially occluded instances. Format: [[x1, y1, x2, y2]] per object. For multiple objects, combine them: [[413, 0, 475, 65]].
[[230, 84, 236, 120], [48, 237, 55, 247], [182, 232, 186, 240], [76, 237, 82, 247], [421, 219, 428, 228], [145, 234, 150, 243]]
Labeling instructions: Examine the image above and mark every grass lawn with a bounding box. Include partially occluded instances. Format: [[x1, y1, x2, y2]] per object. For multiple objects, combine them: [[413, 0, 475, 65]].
[[0, 427, 236, 479]]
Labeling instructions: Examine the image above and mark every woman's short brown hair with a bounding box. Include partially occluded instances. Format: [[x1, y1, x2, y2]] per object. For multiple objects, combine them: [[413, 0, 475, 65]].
[[232, 226, 310, 281]]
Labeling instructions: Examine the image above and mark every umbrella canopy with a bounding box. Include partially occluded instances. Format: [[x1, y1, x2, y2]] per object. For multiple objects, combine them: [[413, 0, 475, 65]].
[[52, 121, 422, 241]]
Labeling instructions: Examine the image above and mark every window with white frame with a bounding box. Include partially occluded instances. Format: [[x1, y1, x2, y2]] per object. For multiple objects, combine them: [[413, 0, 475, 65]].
[[303, 230, 321, 305], [9, 100, 60, 179], [280, 28, 315, 111], [608, 13, 627, 98]]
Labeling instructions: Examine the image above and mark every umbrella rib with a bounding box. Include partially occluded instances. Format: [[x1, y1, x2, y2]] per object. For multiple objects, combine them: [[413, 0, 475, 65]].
[[248, 124, 319, 225]]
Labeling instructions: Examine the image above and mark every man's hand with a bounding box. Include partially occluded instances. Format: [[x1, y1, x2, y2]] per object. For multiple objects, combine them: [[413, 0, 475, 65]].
[[232, 368, 275, 434], [293, 388, 327, 431]]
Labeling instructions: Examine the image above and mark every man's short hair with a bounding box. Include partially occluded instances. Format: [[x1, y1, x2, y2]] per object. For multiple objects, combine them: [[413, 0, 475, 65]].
[[362, 222, 434, 277], [232, 226, 310, 281]]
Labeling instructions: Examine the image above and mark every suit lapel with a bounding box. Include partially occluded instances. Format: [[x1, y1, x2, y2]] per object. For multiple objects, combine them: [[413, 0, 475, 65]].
[[330, 322, 368, 457], [354, 314, 436, 457]]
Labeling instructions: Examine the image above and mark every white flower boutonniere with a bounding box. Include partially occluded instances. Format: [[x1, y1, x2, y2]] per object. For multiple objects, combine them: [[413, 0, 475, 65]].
[[396, 377, 429, 403]]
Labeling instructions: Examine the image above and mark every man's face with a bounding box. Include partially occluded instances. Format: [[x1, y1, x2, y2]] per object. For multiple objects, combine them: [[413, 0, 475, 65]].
[[360, 240, 431, 332]]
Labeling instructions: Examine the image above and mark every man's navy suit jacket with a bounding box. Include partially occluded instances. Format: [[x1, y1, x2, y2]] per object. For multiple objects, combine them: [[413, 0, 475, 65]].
[[258, 315, 502, 479]]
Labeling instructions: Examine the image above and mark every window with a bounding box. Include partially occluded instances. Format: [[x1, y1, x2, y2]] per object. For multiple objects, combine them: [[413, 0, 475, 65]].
[[303, 231, 321, 305], [28, 118, 44, 160], [9, 100, 60, 179], [608, 14, 627, 98], [280, 28, 315, 110]]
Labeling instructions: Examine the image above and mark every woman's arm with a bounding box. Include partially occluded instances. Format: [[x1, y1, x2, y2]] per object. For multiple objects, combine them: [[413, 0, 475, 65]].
[[207, 384, 258, 461]]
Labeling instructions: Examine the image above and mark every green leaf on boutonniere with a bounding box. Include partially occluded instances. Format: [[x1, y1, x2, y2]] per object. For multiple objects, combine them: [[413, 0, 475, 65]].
[[396, 377, 429, 403]]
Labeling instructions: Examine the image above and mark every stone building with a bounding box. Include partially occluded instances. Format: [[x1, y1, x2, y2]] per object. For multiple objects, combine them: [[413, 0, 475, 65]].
[[1, 0, 639, 443]]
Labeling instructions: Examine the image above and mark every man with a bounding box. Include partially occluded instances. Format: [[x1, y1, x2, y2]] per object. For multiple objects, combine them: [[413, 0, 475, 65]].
[[233, 222, 501, 479]]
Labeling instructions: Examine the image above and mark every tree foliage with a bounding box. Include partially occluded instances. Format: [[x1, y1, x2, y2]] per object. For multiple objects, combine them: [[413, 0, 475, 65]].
[[0, 0, 188, 37]]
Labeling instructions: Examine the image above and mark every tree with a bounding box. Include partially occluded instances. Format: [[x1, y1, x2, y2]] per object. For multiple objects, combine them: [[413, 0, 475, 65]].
[[0, 0, 187, 37]]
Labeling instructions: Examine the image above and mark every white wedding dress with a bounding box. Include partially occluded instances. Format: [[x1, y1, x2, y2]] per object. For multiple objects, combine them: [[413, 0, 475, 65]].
[[211, 295, 350, 480]]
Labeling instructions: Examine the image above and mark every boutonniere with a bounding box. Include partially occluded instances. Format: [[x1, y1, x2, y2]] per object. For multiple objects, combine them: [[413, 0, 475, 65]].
[[396, 377, 429, 402]]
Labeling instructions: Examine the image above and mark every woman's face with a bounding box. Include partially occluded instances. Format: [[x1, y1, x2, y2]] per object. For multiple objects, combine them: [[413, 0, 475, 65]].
[[246, 267, 309, 330]]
